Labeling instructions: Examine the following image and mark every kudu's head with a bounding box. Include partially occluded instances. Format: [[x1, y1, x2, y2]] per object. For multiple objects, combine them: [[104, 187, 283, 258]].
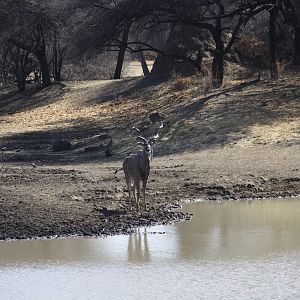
[[132, 122, 163, 162]]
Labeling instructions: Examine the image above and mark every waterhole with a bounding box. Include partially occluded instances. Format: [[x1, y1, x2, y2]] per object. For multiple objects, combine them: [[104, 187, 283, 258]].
[[1, 197, 300, 299]]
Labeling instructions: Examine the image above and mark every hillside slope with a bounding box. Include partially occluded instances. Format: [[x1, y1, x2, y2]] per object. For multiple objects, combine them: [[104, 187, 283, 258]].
[[0, 74, 299, 160]]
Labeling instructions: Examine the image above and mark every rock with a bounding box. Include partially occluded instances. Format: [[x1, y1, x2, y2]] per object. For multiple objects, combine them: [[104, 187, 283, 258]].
[[105, 148, 113, 157], [151, 55, 198, 79], [149, 112, 165, 124], [98, 134, 112, 141], [260, 176, 268, 183], [247, 183, 255, 188], [105, 139, 113, 157], [97, 207, 125, 217], [33, 145, 42, 150], [84, 144, 104, 152], [52, 140, 72, 152], [284, 177, 300, 182], [71, 195, 84, 202]]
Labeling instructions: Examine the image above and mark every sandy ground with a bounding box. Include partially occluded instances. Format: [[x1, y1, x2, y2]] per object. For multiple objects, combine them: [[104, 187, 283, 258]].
[[123, 60, 154, 77], [0, 69, 299, 240]]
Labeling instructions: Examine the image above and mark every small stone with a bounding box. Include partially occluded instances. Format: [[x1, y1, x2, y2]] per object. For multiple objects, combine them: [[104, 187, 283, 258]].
[[71, 195, 84, 202], [52, 140, 72, 152], [149, 112, 165, 124]]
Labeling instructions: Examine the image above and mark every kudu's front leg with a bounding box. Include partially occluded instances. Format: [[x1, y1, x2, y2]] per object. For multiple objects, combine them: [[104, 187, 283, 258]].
[[125, 176, 133, 210], [142, 180, 147, 211], [135, 180, 140, 212]]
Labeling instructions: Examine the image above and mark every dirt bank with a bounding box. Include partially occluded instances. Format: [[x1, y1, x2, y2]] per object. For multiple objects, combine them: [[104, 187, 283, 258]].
[[0, 73, 299, 240]]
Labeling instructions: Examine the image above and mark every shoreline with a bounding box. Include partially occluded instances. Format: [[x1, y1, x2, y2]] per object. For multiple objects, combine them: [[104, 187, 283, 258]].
[[2, 195, 300, 242], [1, 145, 299, 241]]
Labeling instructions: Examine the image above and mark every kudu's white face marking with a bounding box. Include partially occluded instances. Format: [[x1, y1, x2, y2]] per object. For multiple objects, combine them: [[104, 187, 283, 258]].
[[144, 143, 151, 153]]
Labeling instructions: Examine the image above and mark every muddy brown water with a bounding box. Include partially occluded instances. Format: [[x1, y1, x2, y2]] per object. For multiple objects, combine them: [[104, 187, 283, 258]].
[[1, 197, 300, 299]]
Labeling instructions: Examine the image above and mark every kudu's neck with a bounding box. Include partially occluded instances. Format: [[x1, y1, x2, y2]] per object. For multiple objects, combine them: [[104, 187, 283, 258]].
[[142, 149, 152, 164]]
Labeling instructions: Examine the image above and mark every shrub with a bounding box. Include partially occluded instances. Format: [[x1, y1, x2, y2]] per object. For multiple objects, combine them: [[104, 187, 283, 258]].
[[234, 34, 269, 68], [171, 76, 195, 91]]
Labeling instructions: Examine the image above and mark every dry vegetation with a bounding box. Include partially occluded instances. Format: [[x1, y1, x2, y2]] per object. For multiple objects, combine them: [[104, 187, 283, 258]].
[[0, 68, 299, 239], [0, 65, 299, 157]]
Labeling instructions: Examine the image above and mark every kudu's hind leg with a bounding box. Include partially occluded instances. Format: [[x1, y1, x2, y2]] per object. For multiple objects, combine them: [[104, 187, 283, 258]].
[[125, 176, 133, 209], [135, 180, 140, 212], [142, 180, 147, 211]]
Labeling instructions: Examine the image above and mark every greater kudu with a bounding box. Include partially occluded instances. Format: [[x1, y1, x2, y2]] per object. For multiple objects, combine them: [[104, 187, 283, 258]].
[[115, 123, 163, 211]]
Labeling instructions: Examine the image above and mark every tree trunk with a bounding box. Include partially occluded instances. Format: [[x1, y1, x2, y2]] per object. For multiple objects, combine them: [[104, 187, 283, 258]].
[[138, 50, 150, 76], [294, 26, 300, 66], [211, 10, 225, 89], [35, 24, 51, 86], [269, 6, 279, 80], [17, 75, 26, 91], [14, 48, 29, 92], [16, 64, 26, 91], [1, 47, 9, 86], [36, 51, 51, 86], [196, 49, 203, 68], [211, 28, 224, 88], [279, 0, 300, 65], [53, 48, 63, 81], [40, 55, 51, 86], [114, 22, 131, 79], [34, 70, 40, 83], [212, 51, 224, 88], [57, 58, 63, 81], [53, 34, 65, 81], [53, 39, 59, 81]]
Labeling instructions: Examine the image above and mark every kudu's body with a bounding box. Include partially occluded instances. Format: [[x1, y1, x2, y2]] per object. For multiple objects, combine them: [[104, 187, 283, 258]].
[[116, 123, 163, 211], [122, 147, 151, 211]]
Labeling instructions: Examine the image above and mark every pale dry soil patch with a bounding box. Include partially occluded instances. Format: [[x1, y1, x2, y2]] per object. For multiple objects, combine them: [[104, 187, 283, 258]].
[[0, 72, 299, 240]]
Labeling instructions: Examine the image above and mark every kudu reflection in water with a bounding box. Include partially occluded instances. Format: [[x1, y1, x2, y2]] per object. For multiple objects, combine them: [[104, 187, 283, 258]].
[[127, 228, 151, 262]]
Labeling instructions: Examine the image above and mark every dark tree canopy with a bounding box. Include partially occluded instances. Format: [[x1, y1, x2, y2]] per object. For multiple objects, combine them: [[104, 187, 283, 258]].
[[0, 0, 299, 90]]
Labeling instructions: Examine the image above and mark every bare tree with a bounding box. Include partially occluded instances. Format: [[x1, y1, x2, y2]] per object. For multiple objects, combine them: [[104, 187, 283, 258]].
[[279, 0, 300, 66], [0, 0, 69, 89], [2, 0, 297, 89], [269, 2, 280, 79], [91, 0, 274, 86], [113, 21, 132, 79]]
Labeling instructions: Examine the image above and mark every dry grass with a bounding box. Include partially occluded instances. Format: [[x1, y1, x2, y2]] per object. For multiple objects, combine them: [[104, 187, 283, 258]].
[[170, 76, 196, 91], [0, 71, 299, 156], [234, 34, 269, 67]]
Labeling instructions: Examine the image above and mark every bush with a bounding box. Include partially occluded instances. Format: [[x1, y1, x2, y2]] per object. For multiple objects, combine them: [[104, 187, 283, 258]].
[[234, 34, 269, 68], [171, 77, 195, 91], [63, 52, 117, 80]]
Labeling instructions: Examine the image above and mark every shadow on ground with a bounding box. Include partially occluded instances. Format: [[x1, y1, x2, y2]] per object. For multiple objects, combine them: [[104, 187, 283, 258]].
[[0, 83, 67, 115], [83, 76, 166, 107], [0, 75, 299, 164]]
